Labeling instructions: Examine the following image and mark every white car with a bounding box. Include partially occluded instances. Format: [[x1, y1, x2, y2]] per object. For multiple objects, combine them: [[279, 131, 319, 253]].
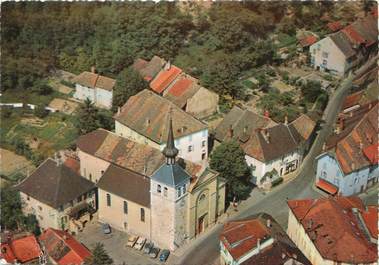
[[126, 235, 139, 248], [134, 237, 146, 251]]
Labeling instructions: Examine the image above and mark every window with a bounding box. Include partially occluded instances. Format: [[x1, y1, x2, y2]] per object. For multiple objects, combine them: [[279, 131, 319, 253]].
[[106, 193, 111, 207], [202, 140, 206, 148], [101, 170, 104, 176], [27, 196, 30, 201], [157, 184, 161, 193], [58, 205, 63, 212], [140, 208, 145, 222], [202, 153, 206, 160], [77, 195, 82, 202], [38, 206, 43, 211], [89, 173, 92, 181], [164, 187, 168, 197], [322, 59, 327, 66], [322, 52, 329, 58], [123, 201, 128, 214], [199, 194, 206, 201], [188, 145, 193, 152], [183, 184, 187, 194], [177, 187, 182, 198]]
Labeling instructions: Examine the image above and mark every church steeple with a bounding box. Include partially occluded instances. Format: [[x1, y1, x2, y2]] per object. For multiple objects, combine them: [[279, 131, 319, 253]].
[[162, 116, 178, 165]]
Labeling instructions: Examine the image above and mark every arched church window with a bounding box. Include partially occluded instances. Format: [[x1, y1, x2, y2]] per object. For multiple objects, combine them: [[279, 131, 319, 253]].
[[199, 193, 206, 201]]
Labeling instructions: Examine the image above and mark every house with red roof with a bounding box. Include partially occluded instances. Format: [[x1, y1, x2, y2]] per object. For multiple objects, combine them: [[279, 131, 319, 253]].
[[315, 102, 378, 196], [310, 13, 377, 76], [0, 234, 42, 264], [219, 213, 311, 265], [287, 196, 378, 265], [163, 75, 219, 119], [39, 228, 91, 265]]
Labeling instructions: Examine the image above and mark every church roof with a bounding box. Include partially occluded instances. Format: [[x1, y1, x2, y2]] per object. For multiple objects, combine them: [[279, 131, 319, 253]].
[[151, 163, 191, 187]]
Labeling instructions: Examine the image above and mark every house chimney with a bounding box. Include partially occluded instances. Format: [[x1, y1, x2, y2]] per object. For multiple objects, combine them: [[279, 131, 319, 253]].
[[349, 111, 353, 118], [117, 107, 121, 115], [262, 129, 270, 143], [266, 219, 271, 228], [91, 66, 96, 73], [257, 238, 261, 253], [165, 61, 171, 71], [284, 115, 288, 125], [228, 125, 234, 138]]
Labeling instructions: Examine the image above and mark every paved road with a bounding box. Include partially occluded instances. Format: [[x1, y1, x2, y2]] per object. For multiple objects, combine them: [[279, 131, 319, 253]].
[[177, 57, 378, 265]]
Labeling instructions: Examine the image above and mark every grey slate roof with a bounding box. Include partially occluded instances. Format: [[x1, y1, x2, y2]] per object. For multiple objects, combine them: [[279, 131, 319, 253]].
[[151, 163, 191, 187], [97, 163, 151, 208], [330, 31, 356, 58], [16, 158, 95, 209]]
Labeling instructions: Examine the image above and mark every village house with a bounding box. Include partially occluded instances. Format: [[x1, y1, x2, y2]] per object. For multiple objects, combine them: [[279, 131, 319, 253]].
[[310, 13, 377, 76], [114, 89, 209, 163], [73, 67, 116, 109], [219, 213, 311, 265], [132, 56, 167, 82], [76, 125, 226, 251], [133, 57, 219, 119], [16, 158, 96, 235], [39, 228, 92, 265], [215, 107, 316, 188], [0, 234, 42, 264], [315, 101, 378, 196], [287, 196, 378, 265], [163, 74, 219, 119]]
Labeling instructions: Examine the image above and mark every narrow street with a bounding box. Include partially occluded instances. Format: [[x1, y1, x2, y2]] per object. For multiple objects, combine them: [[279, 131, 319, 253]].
[[176, 57, 378, 265]]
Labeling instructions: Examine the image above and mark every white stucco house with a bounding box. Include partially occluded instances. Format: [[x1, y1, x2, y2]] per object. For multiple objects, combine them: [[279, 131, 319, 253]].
[[315, 102, 378, 196], [215, 107, 316, 188], [113, 89, 209, 163], [310, 14, 377, 76], [73, 69, 115, 109]]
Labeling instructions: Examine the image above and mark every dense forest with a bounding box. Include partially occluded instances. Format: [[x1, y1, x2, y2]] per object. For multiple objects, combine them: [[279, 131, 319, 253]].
[[1, 1, 374, 99]]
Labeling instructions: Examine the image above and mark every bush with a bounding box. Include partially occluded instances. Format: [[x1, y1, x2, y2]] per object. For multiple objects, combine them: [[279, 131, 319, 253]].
[[34, 104, 49, 118], [32, 80, 53, 95], [60, 80, 75, 88], [271, 177, 283, 187], [1, 107, 12, 119]]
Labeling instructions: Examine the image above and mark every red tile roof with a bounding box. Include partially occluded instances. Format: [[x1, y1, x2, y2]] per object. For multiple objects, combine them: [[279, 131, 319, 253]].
[[0, 235, 41, 264], [327, 21, 343, 32], [0, 243, 16, 263], [316, 179, 338, 195], [64, 157, 80, 174], [220, 219, 270, 260], [40, 228, 91, 265], [361, 206, 378, 240], [167, 78, 194, 97], [363, 143, 379, 165], [150, 65, 182, 94], [335, 102, 378, 174], [288, 197, 377, 263], [299, 35, 318, 47]]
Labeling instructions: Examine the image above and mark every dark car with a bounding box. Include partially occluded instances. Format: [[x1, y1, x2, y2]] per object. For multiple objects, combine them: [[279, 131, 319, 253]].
[[143, 242, 154, 254], [159, 249, 170, 262], [149, 247, 160, 259], [102, 223, 111, 234]]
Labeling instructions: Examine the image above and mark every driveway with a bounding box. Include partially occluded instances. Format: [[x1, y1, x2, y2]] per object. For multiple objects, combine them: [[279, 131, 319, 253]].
[[76, 218, 161, 265]]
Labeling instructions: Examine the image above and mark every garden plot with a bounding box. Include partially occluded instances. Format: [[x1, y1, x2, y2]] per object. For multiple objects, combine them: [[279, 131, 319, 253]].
[[0, 148, 35, 177], [48, 98, 79, 114]]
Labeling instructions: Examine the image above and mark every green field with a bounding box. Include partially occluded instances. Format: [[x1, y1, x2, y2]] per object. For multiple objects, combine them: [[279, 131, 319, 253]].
[[1, 109, 78, 157]]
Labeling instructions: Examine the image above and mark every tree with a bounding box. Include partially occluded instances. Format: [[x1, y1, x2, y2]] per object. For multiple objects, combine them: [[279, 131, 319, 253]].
[[32, 79, 52, 95], [77, 98, 100, 135], [300, 80, 323, 102], [112, 67, 149, 112], [0, 186, 25, 231], [34, 104, 49, 118], [210, 140, 251, 202], [85, 243, 113, 265]]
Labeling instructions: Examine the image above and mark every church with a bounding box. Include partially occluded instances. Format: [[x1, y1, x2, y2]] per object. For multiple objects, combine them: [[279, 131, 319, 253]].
[[76, 117, 226, 251]]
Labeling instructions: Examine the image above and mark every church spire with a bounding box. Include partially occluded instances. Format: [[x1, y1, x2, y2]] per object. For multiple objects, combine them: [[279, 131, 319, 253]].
[[162, 115, 178, 165]]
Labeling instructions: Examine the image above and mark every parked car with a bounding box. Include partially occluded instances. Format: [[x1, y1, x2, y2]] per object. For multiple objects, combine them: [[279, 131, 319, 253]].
[[102, 223, 111, 234], [159, 249, 170, 262], [134, 237, 146, 251], [126, 235, 139, 248], [149, 247, 160, 259], [143, 242, 154, 254]]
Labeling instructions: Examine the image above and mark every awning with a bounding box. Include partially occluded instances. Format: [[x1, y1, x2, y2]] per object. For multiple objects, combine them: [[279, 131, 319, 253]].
[[316, 179, 338, 195]]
